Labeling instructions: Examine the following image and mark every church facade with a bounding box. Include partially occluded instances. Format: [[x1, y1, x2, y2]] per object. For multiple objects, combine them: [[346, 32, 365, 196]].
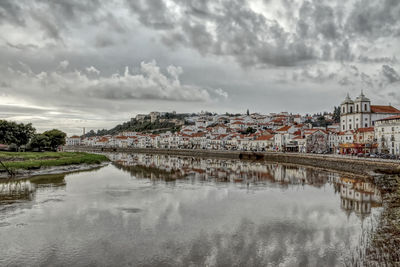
[[340, 92, 400, 131]]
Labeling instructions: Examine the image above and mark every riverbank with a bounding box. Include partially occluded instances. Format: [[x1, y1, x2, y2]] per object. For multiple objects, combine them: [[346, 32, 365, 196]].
[[364, 174, 400, 264], [64, 146, 400, 176], [0, 152, 109, 179]]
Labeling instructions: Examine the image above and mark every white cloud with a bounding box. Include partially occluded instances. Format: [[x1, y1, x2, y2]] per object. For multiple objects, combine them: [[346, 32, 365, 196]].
[[2, 60, 226, 102], [86, 66, 100, 75], [58, 60, 69, 69]]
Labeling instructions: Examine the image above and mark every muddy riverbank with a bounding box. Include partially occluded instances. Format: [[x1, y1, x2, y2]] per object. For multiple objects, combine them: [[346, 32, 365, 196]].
[[0, 162, 109, 179]]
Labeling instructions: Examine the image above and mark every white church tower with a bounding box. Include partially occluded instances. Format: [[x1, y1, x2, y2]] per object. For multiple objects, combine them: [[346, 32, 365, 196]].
[[340, 91, 371, 131]]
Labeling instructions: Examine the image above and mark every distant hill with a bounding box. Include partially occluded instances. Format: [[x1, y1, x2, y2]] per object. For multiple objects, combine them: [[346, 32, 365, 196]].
[[84, 112, 194, 137]]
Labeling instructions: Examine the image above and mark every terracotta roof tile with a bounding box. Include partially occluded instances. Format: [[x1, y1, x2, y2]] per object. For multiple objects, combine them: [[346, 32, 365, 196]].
[[371, 105, 400, 114], [376, 115, 400, 121]]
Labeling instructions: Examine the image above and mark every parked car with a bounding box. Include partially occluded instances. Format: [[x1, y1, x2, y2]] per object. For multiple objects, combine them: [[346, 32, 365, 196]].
[[369, 154, 377, 158]]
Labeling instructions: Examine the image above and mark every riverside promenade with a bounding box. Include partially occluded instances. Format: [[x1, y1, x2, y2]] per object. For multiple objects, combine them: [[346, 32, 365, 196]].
[[63, 146, 400, 177]]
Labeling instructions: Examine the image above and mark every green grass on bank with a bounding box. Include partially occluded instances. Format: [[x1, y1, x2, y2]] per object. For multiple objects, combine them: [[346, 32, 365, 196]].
[[0, 152, 109, 170]]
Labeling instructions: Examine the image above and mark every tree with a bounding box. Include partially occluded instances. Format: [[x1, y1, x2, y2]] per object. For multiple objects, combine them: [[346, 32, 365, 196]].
[[0, 120, 35, 149], [29, 134, 50, 151], [242, 127, 256, 134], [333, 106, 341, 123], [43, 129, 66, 151]]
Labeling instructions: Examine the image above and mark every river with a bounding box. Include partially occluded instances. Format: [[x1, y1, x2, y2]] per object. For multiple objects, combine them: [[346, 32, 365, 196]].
[[0, 153, 383, 266]]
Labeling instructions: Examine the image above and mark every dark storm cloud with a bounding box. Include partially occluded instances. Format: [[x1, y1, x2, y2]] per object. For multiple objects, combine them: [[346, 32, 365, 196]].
[[346, 0, 400, 38], [127, 0, 318, 67], [125, 0, 400, 70], [95, 35, 115, 48], [125, 0, 175, 30], [382, 65, 400, 83], [0, 0, 25, 26]]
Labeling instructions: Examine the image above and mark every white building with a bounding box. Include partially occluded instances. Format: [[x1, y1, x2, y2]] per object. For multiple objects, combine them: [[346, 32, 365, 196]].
[[375, 115, 400, 155], [340, 91, 400, 131], [66, 136, 81, 146]]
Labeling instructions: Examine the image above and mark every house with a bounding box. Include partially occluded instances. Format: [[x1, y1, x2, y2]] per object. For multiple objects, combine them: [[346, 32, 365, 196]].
[[0, 144, 10, 151], [251, 134, 275, 151], [375, 115, 400, 155], [66, 135, 81, 146]]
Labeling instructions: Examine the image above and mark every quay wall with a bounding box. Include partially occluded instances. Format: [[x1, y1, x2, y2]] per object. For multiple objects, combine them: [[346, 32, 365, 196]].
[[64, 146, 400, 176]]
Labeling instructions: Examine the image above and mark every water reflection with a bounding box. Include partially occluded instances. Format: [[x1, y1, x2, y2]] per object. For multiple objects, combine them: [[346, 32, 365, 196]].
[[110, 153, 382, 219], [0, 153, 384, 266], [0, 174, 66, 205], [0, 180, 35, 204]]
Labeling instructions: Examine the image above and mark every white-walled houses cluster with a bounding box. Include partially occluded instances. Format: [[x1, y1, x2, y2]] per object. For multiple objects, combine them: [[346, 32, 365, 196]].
[[66, 92, 400, 156]]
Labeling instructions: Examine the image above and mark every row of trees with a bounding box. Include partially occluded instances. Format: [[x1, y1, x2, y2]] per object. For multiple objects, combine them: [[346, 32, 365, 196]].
[[0, 120, 66, 151]]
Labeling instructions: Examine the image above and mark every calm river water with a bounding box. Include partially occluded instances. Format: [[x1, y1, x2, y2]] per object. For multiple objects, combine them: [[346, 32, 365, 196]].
[[0, 153, 383, 266]]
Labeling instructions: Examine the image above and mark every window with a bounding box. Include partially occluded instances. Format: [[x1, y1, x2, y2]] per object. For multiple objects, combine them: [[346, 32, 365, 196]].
[[350, 106, 353, 113], [349, 124, 352, 130], [356, 105, 359, 112], [365, 118, 368, 121], [343, 107, 345, 113], [365, 123, 368, 127], [356, 124, 358, 129], [365, 104, 367, 110], [343, 125, 345, 130]]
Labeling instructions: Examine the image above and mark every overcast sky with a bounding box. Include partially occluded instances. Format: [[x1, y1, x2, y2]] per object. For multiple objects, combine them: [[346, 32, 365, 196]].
[[1, 0, 400, 135]]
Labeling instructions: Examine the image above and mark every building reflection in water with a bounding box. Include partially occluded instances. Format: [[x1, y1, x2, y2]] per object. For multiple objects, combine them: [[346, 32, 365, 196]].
[[0, 153, 382, 220], [0, 180, 35, 204], [338, 177, 381, 219], [110, 153, 383, 218], [0, 174, 66, 205]]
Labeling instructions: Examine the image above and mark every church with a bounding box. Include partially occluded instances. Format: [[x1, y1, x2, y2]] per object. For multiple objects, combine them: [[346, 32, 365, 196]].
[[340, 91, 400, 131]]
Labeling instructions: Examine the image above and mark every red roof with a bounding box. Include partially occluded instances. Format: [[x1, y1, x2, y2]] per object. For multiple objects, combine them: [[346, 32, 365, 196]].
[[255, 135, 274, 141], [376, 115, 400, 121], [356, 127, 374, 133], [276, 125, 291, 132], [191, 132, 205, 137], [371, 105, 400, 114], [293, 130, 301, 135]]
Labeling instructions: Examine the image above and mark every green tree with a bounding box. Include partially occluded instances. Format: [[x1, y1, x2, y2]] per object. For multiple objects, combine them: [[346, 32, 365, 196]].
[[333, 106, 341, 123], [43, 129, 66, 151], [29, 134, 50, 151], [242, 127, 256, 134], [0, 120, 35, 148]]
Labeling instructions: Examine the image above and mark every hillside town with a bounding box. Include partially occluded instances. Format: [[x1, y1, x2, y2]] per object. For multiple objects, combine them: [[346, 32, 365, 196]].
[[66, 92, 400, 157]]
